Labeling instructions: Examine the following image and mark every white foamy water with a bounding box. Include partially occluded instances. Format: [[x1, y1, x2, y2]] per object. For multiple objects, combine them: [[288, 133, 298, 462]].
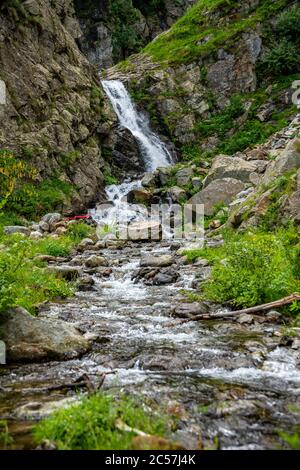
[[91, 80, 175, 233], [102, 80, 172, 171]]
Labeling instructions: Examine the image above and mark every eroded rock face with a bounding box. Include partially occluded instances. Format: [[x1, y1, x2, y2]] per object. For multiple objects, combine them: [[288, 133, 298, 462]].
[[0, 0, 116, 212], [0, 307, 90, 363]]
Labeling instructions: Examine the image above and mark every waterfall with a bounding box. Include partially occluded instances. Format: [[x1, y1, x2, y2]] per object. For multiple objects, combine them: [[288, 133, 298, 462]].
[[101, 80, 172, 172]]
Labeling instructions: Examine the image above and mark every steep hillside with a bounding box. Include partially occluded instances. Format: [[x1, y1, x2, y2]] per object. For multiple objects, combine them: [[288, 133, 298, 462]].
[[108, 0, 299, 162], [73, 0, 197, 68]]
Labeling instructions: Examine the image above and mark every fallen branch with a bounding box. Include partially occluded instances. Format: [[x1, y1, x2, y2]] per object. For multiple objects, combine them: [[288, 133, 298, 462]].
[[166, 293, 300, 327]]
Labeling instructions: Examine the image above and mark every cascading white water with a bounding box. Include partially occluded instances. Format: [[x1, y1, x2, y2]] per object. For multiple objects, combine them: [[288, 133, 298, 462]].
[[91, 80, 173, 230], [101, 80, 172, 172]]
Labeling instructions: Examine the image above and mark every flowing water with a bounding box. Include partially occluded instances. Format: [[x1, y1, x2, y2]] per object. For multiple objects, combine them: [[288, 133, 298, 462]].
[[1, 82, 300, 450]]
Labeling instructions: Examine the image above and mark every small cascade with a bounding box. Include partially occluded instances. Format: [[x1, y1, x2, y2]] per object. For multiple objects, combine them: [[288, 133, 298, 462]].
[[91, 80, 173, 229], [101, 79, 172, 172]]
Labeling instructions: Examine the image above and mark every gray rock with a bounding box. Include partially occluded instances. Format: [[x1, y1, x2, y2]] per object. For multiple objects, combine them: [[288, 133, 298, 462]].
[[30, 231, 43, 239], [173, 302, 210, 319], [4, 226, 30, 236], [128, 221, 161, 241], [237, 314, 254, 324], [47, 266, 81, 280], [192, 177, 203, 190], [39, 221, 50, 232], [142, 172, 157, 188], [85, 255, 108, 268], [168, 186, 186, 202], [263, 138, 300, 184], [41, 213, 62, 229], [204, 155, 257, 187], [0, 307, 90, 363], [140, 254, 174, 268], [77, 238, 95, 252], [176, 167, 194, 186], [188, 178, 246, 216]]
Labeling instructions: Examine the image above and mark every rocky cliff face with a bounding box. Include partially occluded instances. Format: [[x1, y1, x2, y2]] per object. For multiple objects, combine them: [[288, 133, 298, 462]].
[[73, 0, 197, 69], [107, 0, 298, 157], [0, 0, 118, 212]]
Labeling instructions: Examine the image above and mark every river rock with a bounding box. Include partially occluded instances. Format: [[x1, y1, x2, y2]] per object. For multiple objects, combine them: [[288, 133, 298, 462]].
[[140, 254, 174, 268], [142, 172, 157, 188], [127, 221, 161, 241], [77, 238, 95, 252], [85, 255, 108, 268], [4, 226, 30, 236], [172, 302, 210, 318], [127, 188, 152, 205], [0, 307, 91, 363], [188, 178, 246, 216], [47, 266, 81, 280]]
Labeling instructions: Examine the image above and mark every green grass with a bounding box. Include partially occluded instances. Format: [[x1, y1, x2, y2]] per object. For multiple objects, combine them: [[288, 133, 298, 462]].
[[184, 227, 300, 310], [34, 393, 168, 450], [0, 215, 95, 314], [144, 0, 290, 65]]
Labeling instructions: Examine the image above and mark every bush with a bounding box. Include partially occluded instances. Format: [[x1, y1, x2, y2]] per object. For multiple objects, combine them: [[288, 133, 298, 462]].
[[275, 6, 300, 44], [260, 40, 299, 75], [34, 393, 168, 450], [185, 229, 300, 309], [0, 234, 74, 314], [67, 223, 94, 243]]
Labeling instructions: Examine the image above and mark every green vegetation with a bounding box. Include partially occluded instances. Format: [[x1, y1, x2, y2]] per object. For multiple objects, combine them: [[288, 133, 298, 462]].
[[34, 393, 168, 450], [144, 0, 291, 65], [103, 168, 118, 186], [184, 228, 300, 310], [0, 215, 95, 314], [0, 420, 13, 449]]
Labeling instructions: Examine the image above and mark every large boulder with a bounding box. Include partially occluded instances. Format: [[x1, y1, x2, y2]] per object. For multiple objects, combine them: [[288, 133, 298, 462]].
[[188, 178, 246, 216], [0, 307, 91, 363], [263, 138, 300, 184], [127, 221, 161, 241], [203, 155, 258, 187]]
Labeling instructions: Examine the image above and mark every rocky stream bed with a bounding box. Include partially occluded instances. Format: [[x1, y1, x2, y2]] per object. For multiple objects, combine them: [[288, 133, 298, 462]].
[[1, 238, 300, 450]]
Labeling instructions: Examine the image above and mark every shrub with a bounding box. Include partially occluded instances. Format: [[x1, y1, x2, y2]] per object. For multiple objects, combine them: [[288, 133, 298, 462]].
[[185, 229, 300, 309], [275, 6, 300, 44], [34, 393, 168, 450], [67, 223, 94, 243], [260, 40, 299, 75], [0, 234, 73, 314]]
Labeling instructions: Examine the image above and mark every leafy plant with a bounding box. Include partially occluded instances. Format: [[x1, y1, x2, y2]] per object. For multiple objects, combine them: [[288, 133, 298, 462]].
[[260, 40, 299, 75], [34, 393, 168, 450], [185, 228, 300, 310]]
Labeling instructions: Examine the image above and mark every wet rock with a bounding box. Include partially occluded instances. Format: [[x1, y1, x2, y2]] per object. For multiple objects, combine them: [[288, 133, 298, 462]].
[[172, 302, 210, 319], [266, 311, 282, 322], [85, 255, 108, 268], [152, 269, 178, 285], [78, 276, 96, 292], [47, 266, 81, 280], [188, 178, 246, 216], [142, 172, 158, 188], [0, 307, 91, 363], [237, 314, 255, 324], [291, 339, 300, 350], [128, 221, 161, 241], [14, 397, 77, 419], [140, 254, 174, 268], [4, 226, 30, 236], [77, 238, 95, 252], [127, 188, 152, 205]]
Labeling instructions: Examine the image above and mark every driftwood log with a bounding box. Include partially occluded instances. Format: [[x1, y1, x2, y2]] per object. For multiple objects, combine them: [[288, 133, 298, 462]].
[[166, 293, 300, 327]]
